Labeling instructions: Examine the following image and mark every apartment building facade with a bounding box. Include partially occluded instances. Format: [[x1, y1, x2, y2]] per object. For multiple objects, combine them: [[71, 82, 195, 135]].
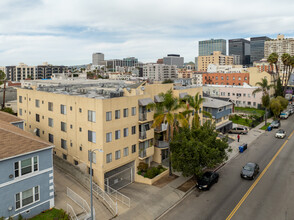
[[17, 82, 202, 190], [143, 64, 178, 81], [163, 54, 184, 68], [229, 38, 250, 66], [199, 39, 226, 56], [202, 72, 249, 86], [198, 51, 234, 72], [0, 113, 54, 219]]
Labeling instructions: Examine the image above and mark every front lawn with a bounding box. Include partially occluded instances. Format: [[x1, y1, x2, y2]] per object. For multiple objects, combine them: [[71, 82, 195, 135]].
[[260, 123, 271, 130], [234, 107, 265, 116], [29, 208, 69, 220], [229, 116, 253, 127]]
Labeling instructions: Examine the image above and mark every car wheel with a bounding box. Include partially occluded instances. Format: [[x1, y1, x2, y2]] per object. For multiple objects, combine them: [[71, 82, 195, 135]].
[[215, 177, 219, 183]]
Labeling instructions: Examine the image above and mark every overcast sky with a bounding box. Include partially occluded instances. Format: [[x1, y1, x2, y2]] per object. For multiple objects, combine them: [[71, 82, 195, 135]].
[[0, 0, 293, 66]]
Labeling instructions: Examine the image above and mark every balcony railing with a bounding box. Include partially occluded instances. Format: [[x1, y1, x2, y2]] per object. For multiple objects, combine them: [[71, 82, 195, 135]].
[[139, 131, 147, 140], [155, 140, 169, 148], [139, 150, 147, 158], [139, 113, 147, 121], [155, 123, 168, 132]]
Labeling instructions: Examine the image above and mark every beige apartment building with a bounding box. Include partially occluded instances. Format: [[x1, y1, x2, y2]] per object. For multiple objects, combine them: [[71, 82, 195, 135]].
[[17, 82, 202, 189], [198, 51, 234, 72]]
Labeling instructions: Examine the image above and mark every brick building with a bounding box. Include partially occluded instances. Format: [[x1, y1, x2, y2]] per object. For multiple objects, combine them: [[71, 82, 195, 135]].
[[202, 72, 249, 86]]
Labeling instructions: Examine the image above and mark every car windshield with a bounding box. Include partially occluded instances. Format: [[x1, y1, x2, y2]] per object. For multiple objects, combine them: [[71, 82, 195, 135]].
[[243, 165, 253, 171], [278, 130, 285, 133], [202, 173, 212, 181]]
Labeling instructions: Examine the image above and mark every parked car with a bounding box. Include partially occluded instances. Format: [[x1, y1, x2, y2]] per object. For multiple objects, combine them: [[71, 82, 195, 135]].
[[196, 171, 219, 190], [275, 129, 286, 139], [288, 108, 294, 115], [229, 127, 248, 134], [280, 111, 289, 119], [270, 120, 280, 128], [241, 163, 259, 180]]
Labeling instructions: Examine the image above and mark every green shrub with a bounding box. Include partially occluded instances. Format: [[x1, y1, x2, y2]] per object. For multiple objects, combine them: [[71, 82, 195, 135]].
[[137, 162, 148, 172], [137, 171, 142, 175], [18, 214, 23, 220], [157, 165, 163, 170], [146, 167, 160, 179]]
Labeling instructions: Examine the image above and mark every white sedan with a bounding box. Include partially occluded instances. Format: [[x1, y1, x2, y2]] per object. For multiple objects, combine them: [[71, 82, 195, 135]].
[[275, 129, 286, 139]]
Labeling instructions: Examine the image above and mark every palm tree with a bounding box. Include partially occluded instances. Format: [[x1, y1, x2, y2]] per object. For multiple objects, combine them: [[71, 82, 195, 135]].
[[252, 78, 274, 125], [267, 52, 279, 85], [281, 53, 291, 88], [186, 92, 204, 129], [148, 89, 187, 176]]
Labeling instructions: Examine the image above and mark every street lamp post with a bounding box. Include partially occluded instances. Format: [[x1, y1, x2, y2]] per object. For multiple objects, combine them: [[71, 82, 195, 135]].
[[89, 149, 100, 220]]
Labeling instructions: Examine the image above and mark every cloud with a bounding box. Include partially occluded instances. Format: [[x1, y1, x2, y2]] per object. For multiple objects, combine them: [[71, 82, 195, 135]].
[[0, 0, 294, 65]]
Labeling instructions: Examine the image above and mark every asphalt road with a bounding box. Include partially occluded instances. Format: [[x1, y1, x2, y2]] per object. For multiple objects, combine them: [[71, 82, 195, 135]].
[[161, 115, 294, 220]]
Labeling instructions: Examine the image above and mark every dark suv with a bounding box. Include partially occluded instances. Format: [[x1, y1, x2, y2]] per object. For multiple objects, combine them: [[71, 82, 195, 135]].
[[229, 127, 248, 134], [196, 171, 219, 190]]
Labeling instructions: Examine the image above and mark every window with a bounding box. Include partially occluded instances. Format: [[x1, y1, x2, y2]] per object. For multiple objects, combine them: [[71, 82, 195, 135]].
[[233, 77, 235, 80], [232, 93, 235, 96], [19, 108, 22, 116], [215, 76, 218, 80], [248, 94, 251, 98], [228, 93, 230, 96], [88, 130, 96, 143], [226, 76, 229, 80], [63, 154, 67, 160], [124, 128, 129, 137], [88, 110, 96, 122], [221, 92, 225, 96], [106, 111, 112, 121], [243, 93, 246, 97], [248, 101, 251, 105], [123, 147, 129, 157], [36, 114, 40, 122], [15, 186, 39, 210], [88, 151, 96, 163], [115, 150, 121, 160], [115, 130, 121, 140], [132, 107, 136, 116], [74, 160, 78, 165], [79, 127, 82, 132], [132, 126, 136, 135], [106, 153, 112, 163], [70, 106, 73, 111], [48, 102, 53, 111], [60, 104, 67, 115], [245, 77, 247, 80], [115, 110, 120, 119], [61, 139, 67, 149], [132, 144, 136, 153], [48, 134, 54, 143], [221, 76, 224, 80], [19, 96, 22, 103], [35, 99, 40, 108], [238, 77, 241, 80], [253, 102, 256, 106], [106, 132, 112, 142], [14, 156, 38, 178], [36, 128, 40, 137], [123, 108, 128, 117], [61, 122, 67, 132], [48, 118, 53, 127], [79, 108, 82, 113]]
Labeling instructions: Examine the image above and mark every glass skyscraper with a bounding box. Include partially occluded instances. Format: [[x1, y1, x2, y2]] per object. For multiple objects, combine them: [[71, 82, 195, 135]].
[[229, 38, 250, 66], [199, 39, 226, 56], [250, 36, 271, 64]]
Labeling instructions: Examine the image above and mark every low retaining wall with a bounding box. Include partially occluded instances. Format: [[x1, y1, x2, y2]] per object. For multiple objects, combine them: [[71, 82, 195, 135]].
[[135, 169, 169, 185]]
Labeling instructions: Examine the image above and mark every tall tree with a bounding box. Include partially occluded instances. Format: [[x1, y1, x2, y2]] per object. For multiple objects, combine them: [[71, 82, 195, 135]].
[[267, 52, 279, 85], [0, 70, 6, 110], [148, 89, 187, 176], [270, 99, 282, 119], [186, 92, 204, 129], [275, 77, 283, 97], [281, 53, 291, 88], [252, 78, 273, 125]]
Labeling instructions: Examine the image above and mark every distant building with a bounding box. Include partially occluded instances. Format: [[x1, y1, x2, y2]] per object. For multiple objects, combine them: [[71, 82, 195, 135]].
[[229, 38, 250, 65], [253, 58, 275, 73], [207, 64, 247, 73], [92, 53, 105, 66], [231, 54, 241, 65], [198, 51, 234, 72], [199, 39, 226, 56], [264, 34, 294, 73], [203, 97, 233, 133], [0, 112, 54, 219], [143, 64, 177, 81], [157, 59, 163, 64], [250, 36, 271, 64], [163, 54, 184, 68], [202, 72, 249, 86]]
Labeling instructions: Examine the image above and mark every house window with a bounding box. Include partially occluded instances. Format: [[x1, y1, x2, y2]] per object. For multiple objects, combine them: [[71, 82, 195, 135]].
[[123, 147, 129, 157], [115, 150, 121, 160], [61, 122, 67, 132], [48, 118, 53, 127], [132, 144, 136, 153], [48, 102, 53, 111], [106, 153, 112, 163], [123, 108, 128, 117], [132, 126, 136, 135], [48, 133, 54, 143], [19, 96, 22, 103], [14, 156, 38, 178], [36, 114, 40, 122], [106, 132, 112, 142], [88, 110, 96, 122], [88, 130, 96, 143], [106, 111, 112, 121], [35, 99, 40, 108], [124, 128, 129, 137], [15, 186, 39, 210], [60, 104, 67, 115], [61, 139, 67, 149], [19, 108, 22, 116], [115, 110, 120, 119], [115, 130, 121, 140], [132, 107, 136, 116]]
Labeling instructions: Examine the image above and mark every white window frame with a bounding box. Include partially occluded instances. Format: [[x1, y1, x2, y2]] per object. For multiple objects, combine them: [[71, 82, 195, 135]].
[[14, 156, 39, 178], [115, 150, 121, 160], [131, 107, 136, 116], [124, 128, 128, 137], [106, 111, 112, 121], [35, 99, 40, 108], [61, 139, 67, 149], [115, 130, 121, 140], [15, 186, 40, 210], [106, 132, 112, 143], [88, 110, 96, 122], [88, 130, 96, 143], [48, 118, 53, 127], [60, 104, 67, 115], [115, 110, 120, 119], [106, 153, 112, 163], [123, 147, 129, 157]]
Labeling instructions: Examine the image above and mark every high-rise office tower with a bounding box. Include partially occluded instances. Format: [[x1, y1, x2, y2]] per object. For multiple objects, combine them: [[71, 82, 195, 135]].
[[163, 54, 184, 68], [199, 39, 226, 56], [250, 36, 271, 64], [92, 52, 105, 65], [229, 38, 250, 66]]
